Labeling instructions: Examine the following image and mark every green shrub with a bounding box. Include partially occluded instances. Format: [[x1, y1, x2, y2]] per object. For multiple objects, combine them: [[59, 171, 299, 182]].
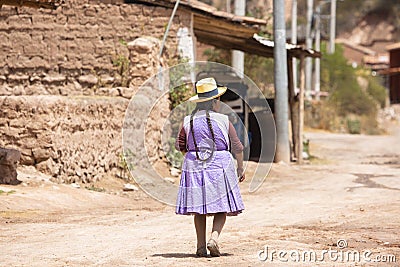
[[0, 190, 16, 195], [360, 114, 382, 135], [168, 58, 193, 109], [112, 54, 130, 87], [169, 83, 192, 109], [366, 75, 387, 108], [304, 100, 341, 131], [85, 185, 105, 192], [346, 116, 361, 134], [321, 44, 377, 117], [309, 43, 386, 134], [203, 48, 230, 65]]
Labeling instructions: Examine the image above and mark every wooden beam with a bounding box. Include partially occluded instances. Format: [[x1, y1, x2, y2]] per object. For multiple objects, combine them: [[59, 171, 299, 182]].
[[127, 0, 267, 27], [289, 48, 321, 59], [379, 67, 400, 75], [297, 55, 305, 164], [193, 14, 256, 38], [287, 55, 298, 161]]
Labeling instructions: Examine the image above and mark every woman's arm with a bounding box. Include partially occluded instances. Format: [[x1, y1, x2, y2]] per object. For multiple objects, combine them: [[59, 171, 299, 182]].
[[228, 122, 245, 182], [175, 124, 187, 153], [235, 151, 245, 182]]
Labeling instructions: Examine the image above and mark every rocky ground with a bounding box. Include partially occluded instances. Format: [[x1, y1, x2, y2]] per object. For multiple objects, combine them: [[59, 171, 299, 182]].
[[0, 114, 399, 266]]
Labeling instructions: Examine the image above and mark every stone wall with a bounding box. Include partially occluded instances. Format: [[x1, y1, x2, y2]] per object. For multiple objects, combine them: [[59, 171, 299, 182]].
[[0, 0, 190, 182], [0, 36, 172, 183], [0, 0, 191, 96], [0, 95, 128, 183], [0, 147, 21, 184]]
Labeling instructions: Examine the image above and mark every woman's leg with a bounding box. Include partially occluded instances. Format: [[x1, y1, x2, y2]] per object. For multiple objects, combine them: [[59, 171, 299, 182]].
[[210, 212, 226, 241], [194, 214, 207, 249]]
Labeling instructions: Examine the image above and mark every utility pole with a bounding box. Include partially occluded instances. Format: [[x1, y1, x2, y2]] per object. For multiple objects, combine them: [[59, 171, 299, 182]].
[[291, 0, 298, 91], [305, 0, 314, 99], [273, 0, 290, 163], [328, 0, 336, 54], [314, 4, 321, 100], [232, 0, 245, 78]]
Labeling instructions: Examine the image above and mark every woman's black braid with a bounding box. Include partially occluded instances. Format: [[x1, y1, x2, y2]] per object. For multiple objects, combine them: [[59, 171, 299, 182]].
[[206, 109, 216, 145], [189, 100, 216, 161], [189, 106, 200, 160]]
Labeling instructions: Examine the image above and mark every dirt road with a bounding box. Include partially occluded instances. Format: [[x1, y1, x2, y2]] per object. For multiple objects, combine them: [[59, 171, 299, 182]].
[[1, 122, 399, 266]]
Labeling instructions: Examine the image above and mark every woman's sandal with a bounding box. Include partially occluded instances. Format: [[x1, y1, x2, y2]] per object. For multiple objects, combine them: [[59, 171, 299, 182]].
[[206, 238, 221, 257], [196, 246, 208, 257]]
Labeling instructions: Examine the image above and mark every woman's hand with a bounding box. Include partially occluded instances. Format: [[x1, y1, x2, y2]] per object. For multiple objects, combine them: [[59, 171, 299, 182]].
[[237, 167, 245, 182]]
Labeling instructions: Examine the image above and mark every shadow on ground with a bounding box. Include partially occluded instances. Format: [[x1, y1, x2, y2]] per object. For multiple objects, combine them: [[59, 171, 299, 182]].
[[151, 252, 233, 258]]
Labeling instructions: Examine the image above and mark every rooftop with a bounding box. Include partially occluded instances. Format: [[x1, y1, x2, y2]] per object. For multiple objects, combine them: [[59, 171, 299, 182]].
[[127, 0, 320, 59]]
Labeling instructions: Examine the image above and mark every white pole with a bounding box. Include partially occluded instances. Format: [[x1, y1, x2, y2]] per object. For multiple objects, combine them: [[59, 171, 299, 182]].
[[314, 5, 321, 100], [291, 0, 298, 92], [305, 0, 314, 99], [232, 0, 245, 78], [274, 0, 290, 163], [226, 0, 231, 13], [328, 0, 336, 54]]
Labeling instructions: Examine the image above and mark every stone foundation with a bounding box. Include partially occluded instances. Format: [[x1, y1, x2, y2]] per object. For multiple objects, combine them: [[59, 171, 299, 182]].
[[0, 96, 128, 183], [0, 147, 21, 184]]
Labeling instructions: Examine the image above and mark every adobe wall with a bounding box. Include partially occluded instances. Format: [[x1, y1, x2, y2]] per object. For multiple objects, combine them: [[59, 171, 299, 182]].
[[0, 95, 129, 183], [0, 1, 189, 183], [0, 0, 191, 96]]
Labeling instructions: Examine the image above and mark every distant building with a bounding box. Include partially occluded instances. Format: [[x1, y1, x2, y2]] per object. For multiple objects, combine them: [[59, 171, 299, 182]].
[[336, 38, 389, 71], [382, 43, 400, 104], [336, 10, 396, 72]]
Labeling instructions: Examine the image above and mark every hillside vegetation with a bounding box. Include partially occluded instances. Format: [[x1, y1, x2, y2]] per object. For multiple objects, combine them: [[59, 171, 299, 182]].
[[306, 43, 387, 134]]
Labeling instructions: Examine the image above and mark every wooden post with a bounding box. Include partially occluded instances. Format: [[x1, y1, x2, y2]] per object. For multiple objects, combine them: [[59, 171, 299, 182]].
[[244, 94, 249, 158], [298, 55, 305, 164], [287, 55, 296, 161], [289, 58, 300, 162]]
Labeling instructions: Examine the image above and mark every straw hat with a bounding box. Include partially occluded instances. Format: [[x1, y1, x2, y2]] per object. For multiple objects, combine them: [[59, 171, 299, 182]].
[[188, 77, 227, 102]]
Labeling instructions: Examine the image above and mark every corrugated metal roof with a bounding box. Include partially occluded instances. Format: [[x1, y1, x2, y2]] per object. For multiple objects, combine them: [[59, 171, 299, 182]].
[[129, 0, 319, 59], [253, 34, 320, 58], [127, 0, 266, 28]]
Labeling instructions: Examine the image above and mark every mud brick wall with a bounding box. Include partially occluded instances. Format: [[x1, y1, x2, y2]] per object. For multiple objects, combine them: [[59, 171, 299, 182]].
[[0, 94, 169, 183], [0, 1, 181, 182], [0, 95, 128, 183], [0, 37, 171, 183], [0, 0, 191, 96]]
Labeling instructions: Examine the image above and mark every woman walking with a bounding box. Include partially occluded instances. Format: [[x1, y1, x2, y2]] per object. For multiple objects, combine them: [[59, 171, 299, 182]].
[[175, 77, 246, 257]]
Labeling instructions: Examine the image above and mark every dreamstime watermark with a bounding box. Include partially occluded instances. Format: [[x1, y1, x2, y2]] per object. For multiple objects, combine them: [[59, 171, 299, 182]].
[[257, 239, 397, 263]]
